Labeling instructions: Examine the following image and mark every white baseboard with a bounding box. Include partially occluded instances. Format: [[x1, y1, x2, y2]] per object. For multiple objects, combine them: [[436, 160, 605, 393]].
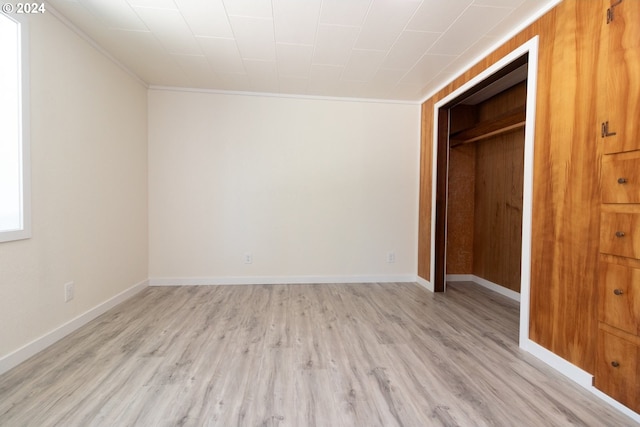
[[0, 279, 148, 375], [446, 274, 520, 302], [523, 339, 594, 388], [523, 340, 640, 423], [416, 276, 434, 292], [149, 274, 417, 286]]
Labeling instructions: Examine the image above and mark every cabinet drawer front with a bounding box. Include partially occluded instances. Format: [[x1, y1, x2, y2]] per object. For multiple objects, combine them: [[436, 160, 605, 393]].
[[595, 329, 640, 412], [602, 155, 640, 203], [600, 212, 640, 259], [599, 262, 640, 334]]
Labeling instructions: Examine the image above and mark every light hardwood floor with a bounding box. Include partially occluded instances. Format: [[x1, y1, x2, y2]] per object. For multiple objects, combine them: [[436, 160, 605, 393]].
[[0, 282, 637, 426]]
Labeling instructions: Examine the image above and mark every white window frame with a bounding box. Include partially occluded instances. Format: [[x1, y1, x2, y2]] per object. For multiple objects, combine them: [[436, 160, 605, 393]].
[[0, 12, 30, 243]]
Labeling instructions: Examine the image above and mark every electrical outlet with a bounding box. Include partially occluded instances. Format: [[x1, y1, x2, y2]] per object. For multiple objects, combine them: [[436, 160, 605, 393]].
[[64, 282, 75, 302], [386, 251, 396, 263], [243, 252, 253, 264]]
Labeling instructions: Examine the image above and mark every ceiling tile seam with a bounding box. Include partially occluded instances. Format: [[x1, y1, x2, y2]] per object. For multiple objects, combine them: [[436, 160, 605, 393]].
[[148, 85, 420, 105], [418, 0, 563, 103], [44, 2, 149, 88], [130, 4, 178, 12], [421, 1, 476, 56], [394, 52, 457, 90], [217, 0, 249, 78], [268, 0, 285, 93], [346, 0, 434, 94], [374, 29, 442, 96], [336, 0, 375, 84], [305, 0, 327, 92], [167, 2, 220, 75], [107, 28, 152, 34], [128, 1, 205, 64]]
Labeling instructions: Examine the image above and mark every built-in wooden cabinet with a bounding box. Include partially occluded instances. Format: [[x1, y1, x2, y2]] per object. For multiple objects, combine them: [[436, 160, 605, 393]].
[[595, 0, 640, 413]]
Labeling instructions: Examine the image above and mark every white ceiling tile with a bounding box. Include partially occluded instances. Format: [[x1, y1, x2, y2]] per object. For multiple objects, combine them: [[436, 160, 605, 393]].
[[278, 76, 309, 94], [354, 0, 421, 50], [171, 53, 218, 86], [401, 53, 456, 85], [197, 37, 245, 73], [81, 0, 148, 31], [334, 80, 369, 98], [172, 53, 212, 73], [381, 30, 441, 69], [92, 28, 183, 83], [473, 0, 524, 8], [407, 0, 472, 32], [243, 59, 277, 75], [174, 0, 233, 38], [306, 79, 338, 97], [216, 72, 251, 90], [319, 0, 371, 26], [485, 0, 543, 37], [272, 0, 321, 45], [222, 0, 272, 18], [127, 0, 177, 9], [392, 83, 423, 100], [229, 16, 276, 61], [243, 60, 278, 91], [342, 50, 387, 82], [276, 44, 313, 78], [427, 5, 512, 55], [371, 67, 406, 86], [309, 64, 343, 81], [47, 0, 554, 100], [313, 24, 360, 66], [133, 6, 202, 55]]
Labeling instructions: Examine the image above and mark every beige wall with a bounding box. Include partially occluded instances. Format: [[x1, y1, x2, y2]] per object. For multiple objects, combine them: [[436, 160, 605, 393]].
[[0, 12, 148, 359], [148, 90, 420, 282]]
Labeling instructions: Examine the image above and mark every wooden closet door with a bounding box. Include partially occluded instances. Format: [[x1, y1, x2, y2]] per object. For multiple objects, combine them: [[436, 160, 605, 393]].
[[603, 0, 640, 154]]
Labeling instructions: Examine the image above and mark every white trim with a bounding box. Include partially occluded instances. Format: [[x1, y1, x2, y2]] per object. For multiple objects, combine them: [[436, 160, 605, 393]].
[[0, 279, 149, 375], [149, 275, 417, 286], [446, 274, 474, 282], [524, 340, 594, 388], [519, 38, 539, 350], [148, 85, 420, 105], [420, 0, 562, 104], [446, 274, 520, 302], [430, 37, 539, 350], [523, 340, 640, 423], [44, 3, 148, 88], [590, 386, 640, 423], [0, 13, 31, 243], [416, 276, 434, 292]]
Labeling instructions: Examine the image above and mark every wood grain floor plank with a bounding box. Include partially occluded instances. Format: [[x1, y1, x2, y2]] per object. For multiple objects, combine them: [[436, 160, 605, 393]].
[[0, 282, 637, 426]]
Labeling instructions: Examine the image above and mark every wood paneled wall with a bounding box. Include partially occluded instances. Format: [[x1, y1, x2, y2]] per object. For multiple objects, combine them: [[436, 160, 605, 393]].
[[447, 143, 476, 274], [418, 0, 606, 372], [473, 129, 524, 291]]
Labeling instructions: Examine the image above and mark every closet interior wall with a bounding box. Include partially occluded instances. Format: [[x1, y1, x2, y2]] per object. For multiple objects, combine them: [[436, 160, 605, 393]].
[[447, 81, 526, 293]]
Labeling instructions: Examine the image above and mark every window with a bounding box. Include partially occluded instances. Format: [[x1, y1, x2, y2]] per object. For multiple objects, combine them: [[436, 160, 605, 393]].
[[0, 12, 30, 242]]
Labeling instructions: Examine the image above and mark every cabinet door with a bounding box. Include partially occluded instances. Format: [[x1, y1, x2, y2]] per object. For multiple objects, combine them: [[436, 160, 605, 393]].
[[595, 329, 640, 412], [601, 152, 640, 203], [599, 261, 640, 335], [603, 0, 640, 154], [600, 211, 640, 259]]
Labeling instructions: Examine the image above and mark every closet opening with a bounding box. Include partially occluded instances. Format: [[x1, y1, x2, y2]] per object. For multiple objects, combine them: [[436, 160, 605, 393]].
[[430, 38, 539, 346], [435, 53, 528, 294]]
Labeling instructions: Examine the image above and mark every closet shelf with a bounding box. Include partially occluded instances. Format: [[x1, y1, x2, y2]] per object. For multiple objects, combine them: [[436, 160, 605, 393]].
[[450, 106, 526, 146]]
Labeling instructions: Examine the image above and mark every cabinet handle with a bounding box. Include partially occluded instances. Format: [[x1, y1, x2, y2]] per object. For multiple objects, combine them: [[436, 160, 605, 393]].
[[614, 289, 624, 295], [617, 177, 628, 184], [611, 361, 620, 368], [615, 231, 625, 238]]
